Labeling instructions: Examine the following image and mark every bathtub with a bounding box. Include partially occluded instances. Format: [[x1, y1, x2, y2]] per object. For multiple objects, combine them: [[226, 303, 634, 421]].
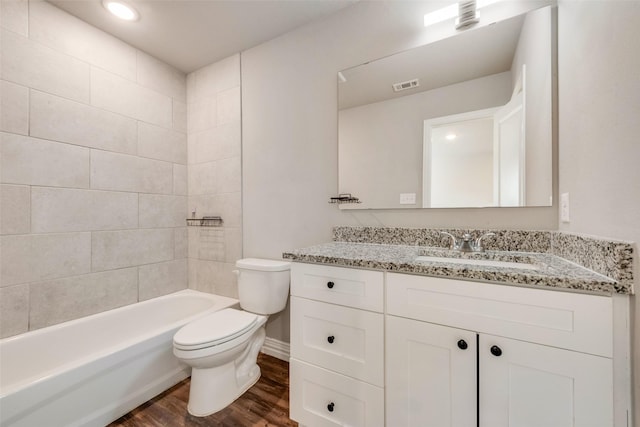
[[0, 289, 239, 427]]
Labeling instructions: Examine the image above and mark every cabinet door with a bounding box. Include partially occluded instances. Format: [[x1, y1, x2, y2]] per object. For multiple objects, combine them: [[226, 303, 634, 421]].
[[386, 316, 477, 427], [480, 335, 613, 427]]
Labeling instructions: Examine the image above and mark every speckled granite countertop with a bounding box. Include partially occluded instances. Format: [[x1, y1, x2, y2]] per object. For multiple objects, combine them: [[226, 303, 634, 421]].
[[283, 242, 626, 295]]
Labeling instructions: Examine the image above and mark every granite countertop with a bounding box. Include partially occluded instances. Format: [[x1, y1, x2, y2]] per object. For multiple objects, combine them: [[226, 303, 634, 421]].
[[283, 242, 625, 295]]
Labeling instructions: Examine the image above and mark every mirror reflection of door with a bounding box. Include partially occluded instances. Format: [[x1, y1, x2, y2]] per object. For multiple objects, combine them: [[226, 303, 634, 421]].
[[424, 66, 526, 208], [425, 112, 497, 208]]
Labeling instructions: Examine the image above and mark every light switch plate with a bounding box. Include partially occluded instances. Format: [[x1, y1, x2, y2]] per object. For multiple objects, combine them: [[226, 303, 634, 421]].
[[400, 193, 416, 205]]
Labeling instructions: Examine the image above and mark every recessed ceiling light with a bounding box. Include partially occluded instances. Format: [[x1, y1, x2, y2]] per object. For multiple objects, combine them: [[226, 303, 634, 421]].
[[102, 0, 139, 21], [446, 133, 457, 141]]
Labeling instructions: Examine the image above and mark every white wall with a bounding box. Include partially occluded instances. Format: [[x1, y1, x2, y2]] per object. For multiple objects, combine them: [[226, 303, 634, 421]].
[[242, 1, 558, 342], [186, 55, 243, 298], [0, 0, 188, 337], [556, 0, 640, 416]]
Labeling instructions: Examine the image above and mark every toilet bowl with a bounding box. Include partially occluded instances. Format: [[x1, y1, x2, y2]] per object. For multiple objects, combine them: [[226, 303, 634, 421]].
[[173, 258, 290, 417]]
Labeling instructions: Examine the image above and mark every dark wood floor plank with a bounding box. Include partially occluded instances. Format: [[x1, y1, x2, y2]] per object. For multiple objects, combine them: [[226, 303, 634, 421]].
[[109, 353, 298, 427]]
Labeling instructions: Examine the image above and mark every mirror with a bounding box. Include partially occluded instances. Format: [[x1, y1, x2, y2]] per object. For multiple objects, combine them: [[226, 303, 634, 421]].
[[338, 6, 554, 209]]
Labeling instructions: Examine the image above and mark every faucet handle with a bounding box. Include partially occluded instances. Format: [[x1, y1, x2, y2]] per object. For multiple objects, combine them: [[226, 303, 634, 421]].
[[474, 232, 496, 252], [439, 231, 458, 250]]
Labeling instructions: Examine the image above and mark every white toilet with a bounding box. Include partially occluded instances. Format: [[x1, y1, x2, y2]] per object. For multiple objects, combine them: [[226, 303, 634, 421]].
[[173, 258, 291, 416]]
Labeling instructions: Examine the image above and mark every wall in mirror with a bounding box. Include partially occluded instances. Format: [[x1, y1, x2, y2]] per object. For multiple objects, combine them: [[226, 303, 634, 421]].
[[338, 5, 554, 210]]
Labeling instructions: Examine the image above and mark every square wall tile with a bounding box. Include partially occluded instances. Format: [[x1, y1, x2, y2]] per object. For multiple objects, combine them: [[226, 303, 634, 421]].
[[1, 184, 30, 235], [1, 29, 90, 103], [0, 284, 29, 338], [91, 228, 174, 272], [31, 187, 138, 233], [1, 80, 29, 135], [29, 268, 138, 330], [138, 259, 187, 301], [30, 91, 137, 154], [1, 232, 92, 286], [1, 133, 90, 188]]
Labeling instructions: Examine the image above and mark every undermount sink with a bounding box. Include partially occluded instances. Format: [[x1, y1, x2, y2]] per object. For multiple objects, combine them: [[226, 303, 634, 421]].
[[414, 255, 540, 271]]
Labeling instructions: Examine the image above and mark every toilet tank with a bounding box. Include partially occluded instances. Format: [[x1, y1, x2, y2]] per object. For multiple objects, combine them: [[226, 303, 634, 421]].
[[235, 258, 291, 315]]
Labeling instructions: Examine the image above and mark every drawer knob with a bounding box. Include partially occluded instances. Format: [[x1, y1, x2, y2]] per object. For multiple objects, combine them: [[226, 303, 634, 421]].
[[327, 335, 335, 344], [490, 345, 503, 357], [327, 402, 335, 412], [457, 339, 468, 350], [327, 281, 335, 289]]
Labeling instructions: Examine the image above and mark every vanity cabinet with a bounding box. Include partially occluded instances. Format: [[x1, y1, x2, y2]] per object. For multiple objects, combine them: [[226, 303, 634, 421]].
[[289, 263, 629, 427], [386, 273, 616, 427], [289, 263, 385, 427]]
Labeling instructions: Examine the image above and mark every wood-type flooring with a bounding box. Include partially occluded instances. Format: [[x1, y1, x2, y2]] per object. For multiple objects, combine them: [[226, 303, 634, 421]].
[[109, 353, 298, 427]]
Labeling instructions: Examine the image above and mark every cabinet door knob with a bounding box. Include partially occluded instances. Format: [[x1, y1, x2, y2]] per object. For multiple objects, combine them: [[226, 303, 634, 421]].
[[457, 339, 468, 350], [327, 335, 335, 344], [490, 345, 503, 357], [327, 281, 335, 289], [327, 402, 335, 412]]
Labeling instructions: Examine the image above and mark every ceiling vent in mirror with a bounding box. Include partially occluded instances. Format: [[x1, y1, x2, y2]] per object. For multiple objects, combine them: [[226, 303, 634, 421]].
[[392, 79, 420, 92], [456, 0, 480, 30]]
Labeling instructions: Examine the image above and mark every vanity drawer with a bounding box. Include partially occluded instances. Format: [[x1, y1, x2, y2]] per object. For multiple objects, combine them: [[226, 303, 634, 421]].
[[291, 263, 384, 312], [386, 273, 613, 357], [290, 359, 384, 427], [290, 296, 384, 386]]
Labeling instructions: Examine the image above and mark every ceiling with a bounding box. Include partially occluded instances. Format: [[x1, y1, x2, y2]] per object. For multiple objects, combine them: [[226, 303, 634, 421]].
[[338, 12, 525, 109], [48, 0, 357, 73]]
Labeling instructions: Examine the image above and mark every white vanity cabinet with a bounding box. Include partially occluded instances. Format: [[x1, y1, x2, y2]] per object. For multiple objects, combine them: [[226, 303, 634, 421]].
[[386, 273, 620, 427], [289, 263, 630, 427], [289, 263, 385, 427]]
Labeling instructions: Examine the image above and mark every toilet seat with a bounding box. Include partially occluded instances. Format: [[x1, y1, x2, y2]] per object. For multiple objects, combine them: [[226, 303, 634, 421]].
[[174, 308, 258, 351]]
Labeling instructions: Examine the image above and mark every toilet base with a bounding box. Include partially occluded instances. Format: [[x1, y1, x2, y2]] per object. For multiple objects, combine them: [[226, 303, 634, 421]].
[[186, 326, 266, 417], [187, 362, 261, 416]]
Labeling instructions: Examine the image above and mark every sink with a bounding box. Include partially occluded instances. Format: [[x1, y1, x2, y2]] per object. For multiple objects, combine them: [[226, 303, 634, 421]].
[[414, 255, 540, 270]]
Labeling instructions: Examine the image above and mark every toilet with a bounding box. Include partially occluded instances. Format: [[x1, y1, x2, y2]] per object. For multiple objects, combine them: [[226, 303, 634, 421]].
[[173, 258, 291, 417]]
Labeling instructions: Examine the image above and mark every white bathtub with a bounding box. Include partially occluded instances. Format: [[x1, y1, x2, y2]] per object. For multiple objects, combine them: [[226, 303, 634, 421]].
[[0, 290, 239, 427]]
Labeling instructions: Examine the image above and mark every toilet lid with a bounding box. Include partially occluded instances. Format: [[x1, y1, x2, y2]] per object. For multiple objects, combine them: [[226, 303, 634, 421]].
[[174, 309, 258, 350]]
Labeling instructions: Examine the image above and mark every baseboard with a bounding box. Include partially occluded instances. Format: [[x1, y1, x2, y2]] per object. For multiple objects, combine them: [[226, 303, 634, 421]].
[[261, 337, 290, 361]]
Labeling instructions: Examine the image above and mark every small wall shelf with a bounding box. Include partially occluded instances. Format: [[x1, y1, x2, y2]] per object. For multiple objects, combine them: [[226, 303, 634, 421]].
[[329, 193, 361, 204], [186, 216, 223, 227]]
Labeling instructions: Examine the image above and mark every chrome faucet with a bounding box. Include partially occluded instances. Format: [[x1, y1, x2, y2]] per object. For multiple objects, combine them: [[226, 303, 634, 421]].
[[440, 231, 496, 253]]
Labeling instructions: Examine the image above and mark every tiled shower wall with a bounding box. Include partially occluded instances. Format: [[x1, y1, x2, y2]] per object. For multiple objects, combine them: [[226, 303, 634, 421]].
[[186, 55, 242, 298], [0, 0, 189, 338]]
